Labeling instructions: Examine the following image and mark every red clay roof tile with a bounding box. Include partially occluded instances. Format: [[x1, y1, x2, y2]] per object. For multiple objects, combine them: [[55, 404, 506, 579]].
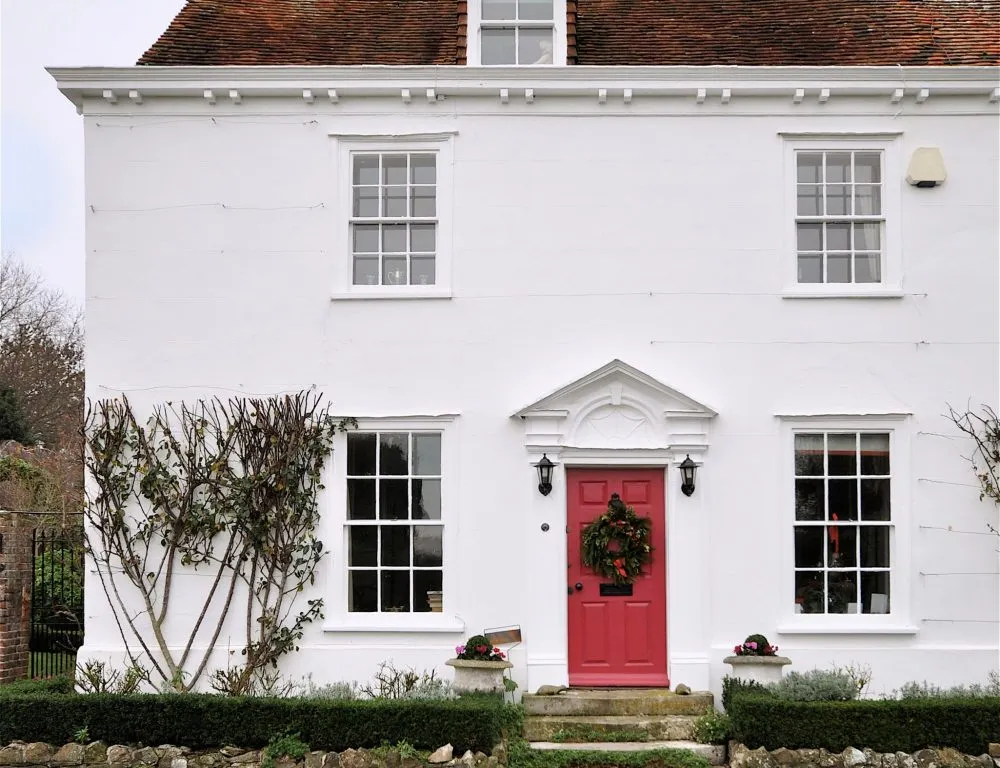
[[138, 0, 1000, 67]]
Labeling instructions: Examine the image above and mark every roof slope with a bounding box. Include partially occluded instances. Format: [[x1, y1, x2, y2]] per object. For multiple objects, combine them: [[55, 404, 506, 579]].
[[574, 0, 1000, 66], [139, 0, 999, 66], [138, 0, 467, 66]]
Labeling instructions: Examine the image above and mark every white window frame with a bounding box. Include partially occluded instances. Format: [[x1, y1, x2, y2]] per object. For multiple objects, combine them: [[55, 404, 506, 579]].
[[322, 416, 464, 633], [782, 134, 903, 298], [332, 134, 455, 300], [777, 415, 916, 635], [468, 0, 567, 66]]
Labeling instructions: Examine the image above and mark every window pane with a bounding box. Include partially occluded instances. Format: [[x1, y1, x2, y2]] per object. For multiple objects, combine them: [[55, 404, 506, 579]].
[[797, 153, 823, 183], [353, 257, 379, 286], [855, 185, 882, 215], [383, 257, 408, 286], [795, 479, 825, 521], [798, 254, 823, 283], [414, 526, 443, 567], [828, 434, 857, 475], [827, 253, 851, 283], [383, 186, 408, 218], [860, 433, 890, 474], [861, 526, 891, 567], [860, 479, 891, 521], [797, 185, 822, 216], [348, 433, 377, 475], [519, 0, 553, 19], [483, 0, 516, 19], [382, 154, 407, 185], [410, 231, 433, 258], [795, 571, 824, 614], [862, 571, 890, 613], [828, 524, 856, 568], [353, 155, 379, 185], [482, 28, 516, 64], [826, 153, 852, 183], [854, 223, 881, 250], [353, 186, 379, 217], [413, 434, 442, 474], [795, 434, 825, 475], [854, 254, 881, 283], [380, 434, 409, 474], [379, 479, 408, 520], [381, 525, 410, 566], [349, 570, 377, 612], [827, 223, 850, 251], [347, 479, 376, 520], [826, 185, 850, 215], [828, 479, 858, 521], [855, 153, 881, 183], [381, 571, 410, 612], [353, 224, 379, 253], [519, 28, 553, 64], [411, 154, 436, 184], [411, 186, 437, 218], [414, 570, 443, 613], [382, 224, 407, 253], [411, 257, 436, 286], [349, 526, 377, 566], [413, 479, 441, 520], [795, 526, 824, 568], [827, 571, 858, 614], [797, 223, 823, 251]]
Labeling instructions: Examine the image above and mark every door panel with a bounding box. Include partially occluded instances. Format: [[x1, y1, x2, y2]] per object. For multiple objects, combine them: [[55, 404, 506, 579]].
[[567, 468, 667, 687]]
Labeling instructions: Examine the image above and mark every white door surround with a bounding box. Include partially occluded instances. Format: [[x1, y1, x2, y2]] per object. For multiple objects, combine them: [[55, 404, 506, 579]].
[[513, 359, 717, 691]]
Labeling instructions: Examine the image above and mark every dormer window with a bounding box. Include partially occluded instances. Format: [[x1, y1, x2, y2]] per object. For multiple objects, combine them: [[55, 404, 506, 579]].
[[480, 0, 555, 65]]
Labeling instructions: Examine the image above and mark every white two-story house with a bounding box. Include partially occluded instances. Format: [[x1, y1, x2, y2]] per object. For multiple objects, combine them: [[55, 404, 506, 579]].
[[52, 0, 999, 698]]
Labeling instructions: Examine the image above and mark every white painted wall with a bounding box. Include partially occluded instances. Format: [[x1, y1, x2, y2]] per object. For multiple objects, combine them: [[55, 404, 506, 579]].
[[68, 71, 1000, 699]]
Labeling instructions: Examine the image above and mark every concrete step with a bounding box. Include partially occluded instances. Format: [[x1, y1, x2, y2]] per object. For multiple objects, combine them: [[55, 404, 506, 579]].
[[523, 688, 714, 717], [528, 740, 726, 766], [522, 714, 701, 742]]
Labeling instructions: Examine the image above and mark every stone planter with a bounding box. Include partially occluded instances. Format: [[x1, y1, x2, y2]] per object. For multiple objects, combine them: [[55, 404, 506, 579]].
[[445, 658, 513, 693], [723, 654, 791, 685]]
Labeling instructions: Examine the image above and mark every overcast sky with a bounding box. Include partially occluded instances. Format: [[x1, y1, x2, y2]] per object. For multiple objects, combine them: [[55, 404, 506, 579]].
[[1, 0, 186, 303]]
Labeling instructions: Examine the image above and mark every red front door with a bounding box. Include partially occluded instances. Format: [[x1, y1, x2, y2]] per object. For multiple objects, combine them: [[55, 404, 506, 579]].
[[567, 468, 668, 687]]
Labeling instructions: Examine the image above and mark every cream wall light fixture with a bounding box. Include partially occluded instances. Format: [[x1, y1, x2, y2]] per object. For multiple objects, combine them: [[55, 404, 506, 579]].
[[906, 147, 946, 188]]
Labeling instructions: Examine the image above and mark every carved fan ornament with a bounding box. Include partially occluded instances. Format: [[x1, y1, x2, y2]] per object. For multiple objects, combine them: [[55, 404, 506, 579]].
[[580, 493, 654, 585]]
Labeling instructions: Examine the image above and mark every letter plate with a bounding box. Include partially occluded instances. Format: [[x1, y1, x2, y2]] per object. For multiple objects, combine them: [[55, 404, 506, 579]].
[[599, 583, 633, 597]]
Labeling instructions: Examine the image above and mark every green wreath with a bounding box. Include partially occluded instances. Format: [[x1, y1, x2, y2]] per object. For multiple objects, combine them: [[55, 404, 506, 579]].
[[581, 493, 654, 585]]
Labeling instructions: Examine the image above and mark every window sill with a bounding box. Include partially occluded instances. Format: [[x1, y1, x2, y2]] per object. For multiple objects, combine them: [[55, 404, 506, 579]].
[[322, 614, 466, 633], [782, 287, 905, 299], [331, 288, 453, 301], [776, 623, 918, 636]]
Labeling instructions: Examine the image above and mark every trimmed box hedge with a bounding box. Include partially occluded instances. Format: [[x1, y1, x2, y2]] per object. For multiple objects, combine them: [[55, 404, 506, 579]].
[[0, 690, 517, 753], [728, 693, 1000, 754]]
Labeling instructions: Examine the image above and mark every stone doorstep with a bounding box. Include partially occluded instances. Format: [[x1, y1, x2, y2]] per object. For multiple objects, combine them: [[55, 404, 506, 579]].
[[522, 714, 699, 742], [522, 689, 714, 717], [529, 740, 725, 765]]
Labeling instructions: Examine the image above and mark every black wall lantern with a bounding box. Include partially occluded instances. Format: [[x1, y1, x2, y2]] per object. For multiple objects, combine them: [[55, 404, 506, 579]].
[[679, 455, 697, 497], [534, 454, 556, 496]]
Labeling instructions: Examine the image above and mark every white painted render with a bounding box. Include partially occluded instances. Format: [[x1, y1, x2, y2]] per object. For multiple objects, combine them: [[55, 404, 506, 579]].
[[53, 65, 1000, 700]]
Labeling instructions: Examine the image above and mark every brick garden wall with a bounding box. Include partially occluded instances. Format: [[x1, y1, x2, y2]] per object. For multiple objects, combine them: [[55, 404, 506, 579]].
[[0, 512, 32, 683]]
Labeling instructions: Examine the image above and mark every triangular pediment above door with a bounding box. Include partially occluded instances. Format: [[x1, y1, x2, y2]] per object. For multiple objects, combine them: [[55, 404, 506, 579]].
[[513, 359, 716, 451]]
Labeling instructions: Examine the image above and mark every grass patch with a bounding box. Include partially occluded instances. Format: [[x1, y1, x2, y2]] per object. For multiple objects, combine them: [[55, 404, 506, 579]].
[[551, 726, 651, 743], [508, 739, 710, 768]]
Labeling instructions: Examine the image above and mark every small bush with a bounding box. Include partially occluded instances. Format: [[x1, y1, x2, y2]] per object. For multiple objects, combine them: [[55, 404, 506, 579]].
[[304, 680, 358, 700], [0, 691, 513, 753], [0, 676, 75, 696], [692, 710, 731, 745], [767, 669, 857, 702], [261, 733, 309, 768], [721, 676, 769, 712], [895, 672, 1000, 699], [727, 693, 1000, 753]]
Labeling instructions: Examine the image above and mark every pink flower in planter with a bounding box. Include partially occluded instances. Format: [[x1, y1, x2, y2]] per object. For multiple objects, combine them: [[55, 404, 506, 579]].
[[455, 645, 466, 655]]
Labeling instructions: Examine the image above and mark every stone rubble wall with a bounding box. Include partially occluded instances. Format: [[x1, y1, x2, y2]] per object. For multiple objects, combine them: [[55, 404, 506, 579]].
[[730, 742, 1000, 768], [0, 742, 507, 768]]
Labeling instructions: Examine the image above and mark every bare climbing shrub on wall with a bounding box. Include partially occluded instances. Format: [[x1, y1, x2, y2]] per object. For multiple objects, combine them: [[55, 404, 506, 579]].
[[84, 391, 352, 692]]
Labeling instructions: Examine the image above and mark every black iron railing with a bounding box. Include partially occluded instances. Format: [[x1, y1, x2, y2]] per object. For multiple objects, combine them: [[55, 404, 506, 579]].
[[29, 528, 84, 678]]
